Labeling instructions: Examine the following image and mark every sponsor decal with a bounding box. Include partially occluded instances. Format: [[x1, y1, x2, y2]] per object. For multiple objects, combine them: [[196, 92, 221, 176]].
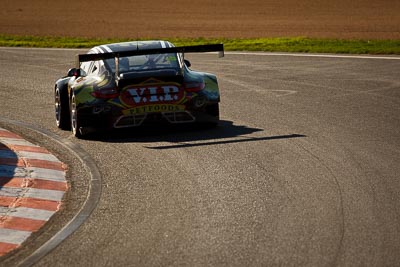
[[123, 104, 185, 115], [120, 82, 185, 107]]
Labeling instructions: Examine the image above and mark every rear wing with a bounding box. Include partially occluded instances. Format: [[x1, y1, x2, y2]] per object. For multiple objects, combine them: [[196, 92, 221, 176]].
[[76, 43, 224, 67]]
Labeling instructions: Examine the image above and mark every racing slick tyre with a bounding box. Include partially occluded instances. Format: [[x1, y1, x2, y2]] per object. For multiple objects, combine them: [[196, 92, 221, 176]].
[[207, 103, 220, 119], [203, 103, 220, 128], [55, 86, 71, 130], [70, 93, 83, 138]]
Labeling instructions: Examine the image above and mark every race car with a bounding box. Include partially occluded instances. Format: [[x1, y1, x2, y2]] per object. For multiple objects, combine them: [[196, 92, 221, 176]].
[[54, 40, 224, 138]]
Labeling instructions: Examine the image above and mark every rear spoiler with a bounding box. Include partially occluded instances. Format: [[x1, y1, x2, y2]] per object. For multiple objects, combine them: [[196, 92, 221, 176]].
[[77, 43, 224, 66]]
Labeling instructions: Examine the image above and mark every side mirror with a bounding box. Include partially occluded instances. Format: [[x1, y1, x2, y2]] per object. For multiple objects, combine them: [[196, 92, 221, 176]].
[[184, 59, 191, 68], [67, 68, 81, 77]]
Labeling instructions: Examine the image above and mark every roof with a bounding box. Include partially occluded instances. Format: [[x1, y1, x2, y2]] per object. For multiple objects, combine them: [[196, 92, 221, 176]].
[[78, 43, 224, 63], [92, 40, 175, 53]]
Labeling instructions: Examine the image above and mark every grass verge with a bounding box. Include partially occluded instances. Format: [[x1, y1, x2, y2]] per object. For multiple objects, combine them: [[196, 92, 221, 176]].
[[1, 35, 399, 54]]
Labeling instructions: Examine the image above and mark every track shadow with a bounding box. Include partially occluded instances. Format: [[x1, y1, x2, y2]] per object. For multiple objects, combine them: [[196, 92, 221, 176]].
[[91, 120, 305, 148], [0, 142, 18, 190], [147, 133, 306, 150]]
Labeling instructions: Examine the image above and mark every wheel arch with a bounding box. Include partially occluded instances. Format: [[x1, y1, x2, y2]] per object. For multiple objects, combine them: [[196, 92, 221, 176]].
[[55, 77, 70, 96]]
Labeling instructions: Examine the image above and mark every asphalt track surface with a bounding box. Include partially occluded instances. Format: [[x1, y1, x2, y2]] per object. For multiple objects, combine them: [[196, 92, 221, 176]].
[[0, 47, 400, 266]]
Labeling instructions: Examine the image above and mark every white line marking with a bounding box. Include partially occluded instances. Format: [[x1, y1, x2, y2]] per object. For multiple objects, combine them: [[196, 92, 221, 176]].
[[0, 46, 87, 52], [0, 228, 32, 245], [0, 187, 65, 202], [0, 138, 39, 147], [18, 151, 60, 162], [1, 47, 399, 60], [23, 187, 65, 201], [219, 75, 298, 97], [0, 165, 27, 177], [0, 187, 25, 198], [224, 51, 400, 60], [0, 165, 65, 181], [28, 167, 65, 181], [270, 90, 298, 97], [5, 207, 56, 221]]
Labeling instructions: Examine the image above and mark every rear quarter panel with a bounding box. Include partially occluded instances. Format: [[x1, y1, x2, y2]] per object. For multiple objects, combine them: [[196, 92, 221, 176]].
[[184, 67, 220, 102]]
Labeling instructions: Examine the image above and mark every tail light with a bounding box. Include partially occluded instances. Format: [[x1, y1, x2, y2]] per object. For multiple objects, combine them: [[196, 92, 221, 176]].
[[184, 82, 205, 92], [91, 88, 119, 99], [193, 96, 207, 108]]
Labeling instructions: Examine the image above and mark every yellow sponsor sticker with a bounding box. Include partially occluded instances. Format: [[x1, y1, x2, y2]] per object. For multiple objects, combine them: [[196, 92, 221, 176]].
[[123, 104, 185, 115]]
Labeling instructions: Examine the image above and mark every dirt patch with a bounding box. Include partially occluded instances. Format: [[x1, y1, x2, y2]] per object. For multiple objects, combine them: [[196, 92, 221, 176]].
[[1, 0, 399, 39]]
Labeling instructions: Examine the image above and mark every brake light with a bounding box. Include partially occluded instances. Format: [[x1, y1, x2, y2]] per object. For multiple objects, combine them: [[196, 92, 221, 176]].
[[184, 82, 205, 92], [91, 88, 119, 99]]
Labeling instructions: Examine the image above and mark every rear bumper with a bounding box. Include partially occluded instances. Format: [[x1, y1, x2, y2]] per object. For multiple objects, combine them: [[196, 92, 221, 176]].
[[76, 103, 218, 130]]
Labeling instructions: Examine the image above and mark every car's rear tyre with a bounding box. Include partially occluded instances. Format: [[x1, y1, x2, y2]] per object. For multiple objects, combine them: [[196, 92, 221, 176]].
[[70, 93, 83, 138], [55, 86, 71, 130], [207, 103, 220, 118], [203, 103, 220, 127]]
